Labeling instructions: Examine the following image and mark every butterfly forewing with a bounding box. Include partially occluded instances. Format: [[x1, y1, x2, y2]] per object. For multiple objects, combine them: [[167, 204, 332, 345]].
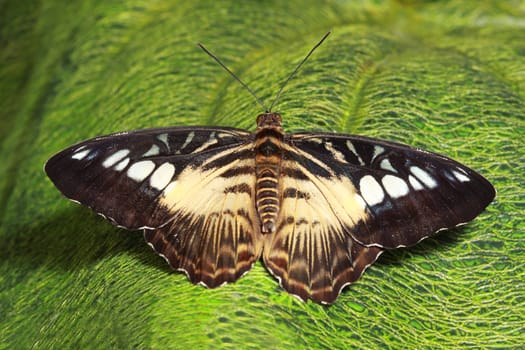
[[45, 127, 252, 230], [289, 133, 496, 249]]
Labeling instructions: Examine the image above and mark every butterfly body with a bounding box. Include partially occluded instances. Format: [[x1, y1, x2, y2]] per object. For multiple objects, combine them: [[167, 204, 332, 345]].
[[255, 112, 285, 233]]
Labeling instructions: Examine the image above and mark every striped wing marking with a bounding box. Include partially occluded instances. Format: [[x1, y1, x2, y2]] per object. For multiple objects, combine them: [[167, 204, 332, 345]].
[[263, 145, 383, 303], [289, 133, 496, 249], [45, 127, 252, 230], [145, 144, 264, 287]]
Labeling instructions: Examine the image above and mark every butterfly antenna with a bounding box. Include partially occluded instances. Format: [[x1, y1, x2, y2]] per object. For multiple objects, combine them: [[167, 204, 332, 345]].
[[269, 31, 331, 112], [198, 43, 269, 112]]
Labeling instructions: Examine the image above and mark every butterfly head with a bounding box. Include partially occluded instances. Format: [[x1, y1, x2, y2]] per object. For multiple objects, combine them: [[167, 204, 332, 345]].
[[256, 112, 282, 130]]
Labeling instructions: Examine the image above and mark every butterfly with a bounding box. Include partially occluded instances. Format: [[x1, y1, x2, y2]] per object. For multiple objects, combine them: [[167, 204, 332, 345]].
[[45, 33, 495, 304]]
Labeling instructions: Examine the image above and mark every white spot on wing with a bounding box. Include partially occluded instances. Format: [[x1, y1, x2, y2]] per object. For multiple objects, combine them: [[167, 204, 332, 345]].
[[142, 144, 160, 157], [102, 149, 130, 168], [157, 133, 169, 149], [408, 175, 424, 190], [127, 160, 156, 182], [359, 175, 384, 206], [180, 131, 195, 150], [150, 163, 176, 190], [382, 175, 409, 198], [379, 159, 396, 173], [346, 141, 365, 165], [410, 166, 437, 189], [452, 169, 470, 183], [372, 146, 385, 161], [114, 157, 130, 171], [72, 149, 90, 160], [455, 167, 468, 175], [354, 193, 367, 210]]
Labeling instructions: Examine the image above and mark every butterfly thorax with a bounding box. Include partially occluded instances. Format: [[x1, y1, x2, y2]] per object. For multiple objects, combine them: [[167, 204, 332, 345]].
[[255, 113, 285, 233]]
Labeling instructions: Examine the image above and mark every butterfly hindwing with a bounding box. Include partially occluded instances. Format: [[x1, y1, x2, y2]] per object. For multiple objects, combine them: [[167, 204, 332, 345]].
[[45, 127, 252, 230], [263, 154, 383, 303], [289, 133, 496, 249], [143, 144, 263, 287]]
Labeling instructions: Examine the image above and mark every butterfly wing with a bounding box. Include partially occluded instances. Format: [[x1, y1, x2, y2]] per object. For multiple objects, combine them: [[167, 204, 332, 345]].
[[288, 132, 496, 249], [143, 143, 263, 287], [46, 127, 264, 286], [262, 144, 384, 303], [264, 133, 494, 303], [45, 126, 252, 229]]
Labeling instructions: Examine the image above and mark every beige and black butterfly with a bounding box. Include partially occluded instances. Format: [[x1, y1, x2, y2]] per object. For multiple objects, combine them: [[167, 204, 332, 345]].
[[45, 33, 495, 304]]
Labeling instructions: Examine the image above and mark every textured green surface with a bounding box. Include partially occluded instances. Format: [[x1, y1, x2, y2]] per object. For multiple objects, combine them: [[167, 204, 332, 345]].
[[1, 1, 524, 348]]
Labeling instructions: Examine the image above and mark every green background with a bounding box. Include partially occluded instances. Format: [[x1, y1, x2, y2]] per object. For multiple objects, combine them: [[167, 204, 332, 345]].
[[1, 1, 524, 348]]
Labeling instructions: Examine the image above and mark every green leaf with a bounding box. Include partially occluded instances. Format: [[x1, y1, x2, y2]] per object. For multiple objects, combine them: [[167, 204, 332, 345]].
[[1, 1, 524, 348]]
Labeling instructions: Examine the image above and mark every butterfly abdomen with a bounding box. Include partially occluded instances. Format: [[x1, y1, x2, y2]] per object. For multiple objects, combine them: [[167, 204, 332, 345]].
[[255, 113, 285, 233]]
